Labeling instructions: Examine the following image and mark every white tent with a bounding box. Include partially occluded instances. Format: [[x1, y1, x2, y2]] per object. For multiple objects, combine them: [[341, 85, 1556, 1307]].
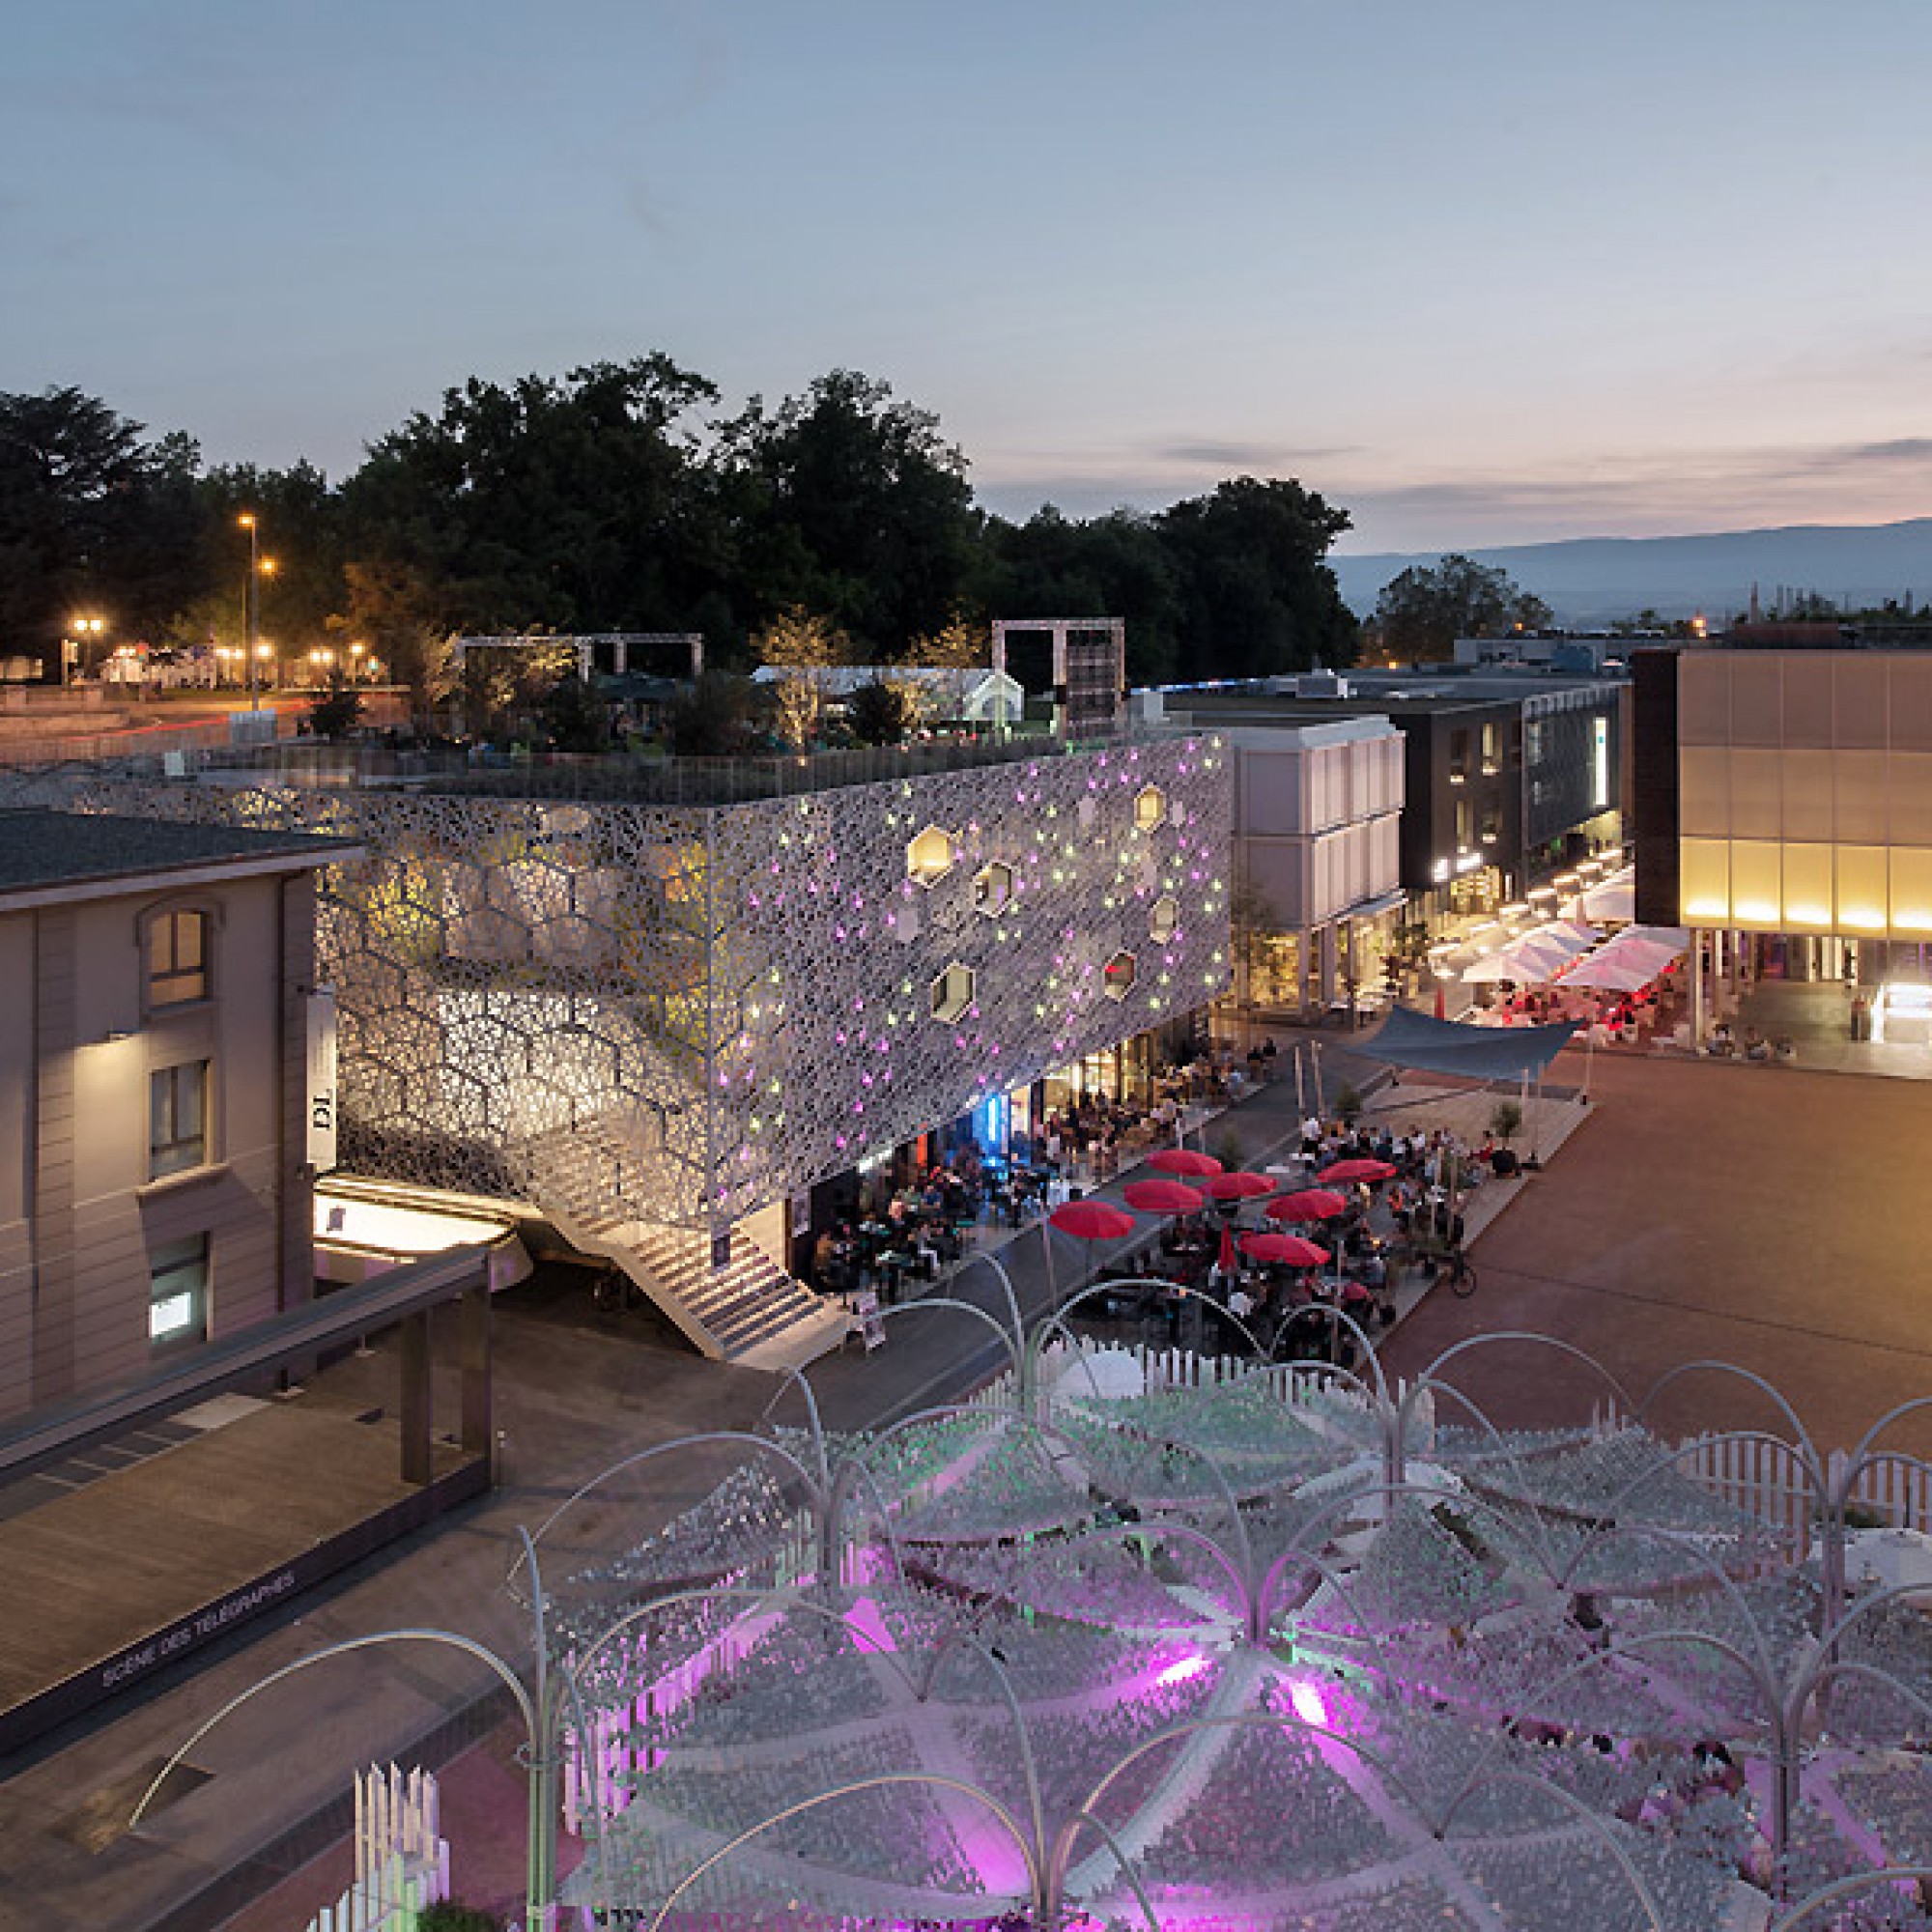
[[1560, 950, 1662, 993], [1575, 868, 1635, 923], [1463, 922, 1599, 985], [1560, 924, 1688, 992]]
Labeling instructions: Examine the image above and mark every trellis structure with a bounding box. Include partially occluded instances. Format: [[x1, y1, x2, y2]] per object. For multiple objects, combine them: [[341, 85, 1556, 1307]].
[[524, 1316, 1932, 1931]]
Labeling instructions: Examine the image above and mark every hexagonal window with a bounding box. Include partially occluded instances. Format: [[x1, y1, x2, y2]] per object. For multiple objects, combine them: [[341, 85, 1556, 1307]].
[[1133, 784, 1168, 831], [1149, 895, 1179, 943], [907, 825, 958, 887], [930, 961, 976, 1024], [973, 862, 1014, 918], [1103, 951, 1138, 1000]]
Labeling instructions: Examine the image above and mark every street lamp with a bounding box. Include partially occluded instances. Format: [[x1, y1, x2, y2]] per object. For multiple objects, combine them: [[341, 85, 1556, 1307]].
[[65, 613, 105, 686], [239, 514, 260, 706], [239, 515, 278, 707]]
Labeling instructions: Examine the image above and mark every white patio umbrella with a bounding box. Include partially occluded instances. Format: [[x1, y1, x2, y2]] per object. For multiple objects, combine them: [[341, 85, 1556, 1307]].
[[1560, 950, 1662, 993], [1470, 924, 1597, 985], [1578, 870, 1635, 923]]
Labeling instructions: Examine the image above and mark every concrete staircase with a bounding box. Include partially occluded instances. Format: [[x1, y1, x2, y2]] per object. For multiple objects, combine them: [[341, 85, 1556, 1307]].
[[506, 1123, 845, 1366]]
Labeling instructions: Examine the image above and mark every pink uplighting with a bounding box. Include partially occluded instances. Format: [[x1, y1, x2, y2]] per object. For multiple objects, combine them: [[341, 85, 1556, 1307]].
[[1154, 1653, 1212, 1689], [1287, 1677, 1329, 1728]]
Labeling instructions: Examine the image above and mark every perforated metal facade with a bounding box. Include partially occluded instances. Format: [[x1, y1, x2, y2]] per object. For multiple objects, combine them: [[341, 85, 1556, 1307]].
[[21, 739, 1231, 1233]]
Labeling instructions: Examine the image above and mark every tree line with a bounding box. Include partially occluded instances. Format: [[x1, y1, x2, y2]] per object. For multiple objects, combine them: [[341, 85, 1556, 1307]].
[[0, 361, 1364, 708]]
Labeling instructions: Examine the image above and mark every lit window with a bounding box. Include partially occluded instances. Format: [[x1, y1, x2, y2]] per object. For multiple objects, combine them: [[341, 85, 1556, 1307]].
[[973, 862, 1014, 917], [1149, 896, 1179, 942], [906, 826, 957, 887], [1104, 952, 1138, 1000], [149, 1234, 209, 1348], [930, 962, 975, 1024], [147, 909, 209, 1007], [1133, 785, 1168, 831], [150, 1061, 210, 1178]]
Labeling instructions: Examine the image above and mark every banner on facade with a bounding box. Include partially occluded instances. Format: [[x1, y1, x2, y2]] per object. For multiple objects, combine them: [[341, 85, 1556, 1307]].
[[306, 988, 339, 1172]]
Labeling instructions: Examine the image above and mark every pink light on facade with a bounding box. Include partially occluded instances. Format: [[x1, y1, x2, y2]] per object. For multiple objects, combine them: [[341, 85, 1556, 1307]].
[[1154, 1653, 1211, 1689], [1288, 1676, 1329, 1728]]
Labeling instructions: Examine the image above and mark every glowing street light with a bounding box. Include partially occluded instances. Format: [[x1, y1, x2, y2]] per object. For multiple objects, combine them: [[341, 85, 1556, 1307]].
[[238, 514, 277, 707], [65, 613, 105, 686]]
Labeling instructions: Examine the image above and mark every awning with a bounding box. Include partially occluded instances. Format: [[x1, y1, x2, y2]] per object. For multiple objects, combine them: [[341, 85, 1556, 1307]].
[[1356, 1006, 1578, 1081]]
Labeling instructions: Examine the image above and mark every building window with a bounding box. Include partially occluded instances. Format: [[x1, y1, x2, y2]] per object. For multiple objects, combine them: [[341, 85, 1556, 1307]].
[[1481, 722, 1501, 775], [150, 1061, 210, 1178], [906, 826, 958, 887], [973, 862, 1014, 917], [147, 909, 209, 1008], [930, 962, 976, 1024], [1133, 785, 1168, 831], [1103, 951, 1138, 1000], [150, 1235, 210, 1348], [1449, 728, 1469, 781]]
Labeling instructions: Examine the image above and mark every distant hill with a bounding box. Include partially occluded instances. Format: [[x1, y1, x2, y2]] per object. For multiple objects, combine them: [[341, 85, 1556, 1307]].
[[1331, 518, 1932, 626]]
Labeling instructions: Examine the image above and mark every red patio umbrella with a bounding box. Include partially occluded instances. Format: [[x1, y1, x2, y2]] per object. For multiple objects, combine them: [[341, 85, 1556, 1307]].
[[1122, 1178, 1205, 1214], [1148, 1148, 1223, 1178], [1048, 1198, 1139, 1295], [1266, 1188, 1348, 1223], [1204, 1172, 1276, 1203], [1240, 1232, 1330, 1268], [1317, 1157, 1399, 1186], [1216, 1220, 1239, 1277], [1050, 1200, 1138, 1240]]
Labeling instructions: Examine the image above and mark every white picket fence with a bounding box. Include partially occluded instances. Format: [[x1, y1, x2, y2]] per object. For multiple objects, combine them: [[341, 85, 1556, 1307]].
[[1672, 1434, 1932, 1546], [303, 1764, 448, 1932]]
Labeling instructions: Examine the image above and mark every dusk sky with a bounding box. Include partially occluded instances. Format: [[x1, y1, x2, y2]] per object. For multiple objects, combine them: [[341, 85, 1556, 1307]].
[[6, 0, 1930, 552]]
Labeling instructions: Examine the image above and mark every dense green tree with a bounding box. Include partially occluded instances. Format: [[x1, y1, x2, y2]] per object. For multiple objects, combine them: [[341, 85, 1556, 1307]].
[[715, 370, 980, 656], [1371, 554, 1551, 661], [539, 672, 612, 753], [844, 677, 919, 746], [342, 356, 726, 636], [194, 460, 345, 668], [664, 671, 758, 756], [0, 387, 210, 673], [981, 507, 1183, 684], [1156, 477, 1357, 678], [307, 683, 364, 740]]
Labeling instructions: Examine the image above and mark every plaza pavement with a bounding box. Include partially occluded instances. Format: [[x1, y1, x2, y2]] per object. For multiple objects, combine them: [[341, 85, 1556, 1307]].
[[9, 1030, 1923, 1929], [1379, 1043, 1932, 1457]]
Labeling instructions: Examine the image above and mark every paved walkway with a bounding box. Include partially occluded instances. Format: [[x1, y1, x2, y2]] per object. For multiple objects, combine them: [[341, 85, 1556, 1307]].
[[0, 1044, 1584, 1932]]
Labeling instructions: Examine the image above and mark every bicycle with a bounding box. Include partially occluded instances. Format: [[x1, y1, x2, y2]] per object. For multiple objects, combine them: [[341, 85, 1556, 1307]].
[[1391, 1237, 1477, 1298]]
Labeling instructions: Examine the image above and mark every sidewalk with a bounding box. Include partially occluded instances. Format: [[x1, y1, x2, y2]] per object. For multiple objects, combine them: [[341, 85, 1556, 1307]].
[[0, 1041, 1591, 1932]]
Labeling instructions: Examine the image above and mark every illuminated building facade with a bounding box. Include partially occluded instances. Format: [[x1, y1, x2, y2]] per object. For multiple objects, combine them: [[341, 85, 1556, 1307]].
[[1187, 671, 1628, 931], [0, 810, 346, 1422], [15, 738, 1232, 1351], [1636, 645, 1932, 943], [1221, 718, 1406, 1015], [1634, 644, 1932, 1037]]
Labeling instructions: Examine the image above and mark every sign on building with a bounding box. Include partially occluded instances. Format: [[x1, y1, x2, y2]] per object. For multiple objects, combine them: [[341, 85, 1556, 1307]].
[[306, 988, 339, 1172]]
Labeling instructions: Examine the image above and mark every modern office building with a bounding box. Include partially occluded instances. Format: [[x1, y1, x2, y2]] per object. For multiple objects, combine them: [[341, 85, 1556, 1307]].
[[1182, 669, 1628, 931], [1218, 717, 1406, 1015], [0, 810, 352, 1423], [1634, 645, 1932, 1027], [24, 733, 1233, 1363]]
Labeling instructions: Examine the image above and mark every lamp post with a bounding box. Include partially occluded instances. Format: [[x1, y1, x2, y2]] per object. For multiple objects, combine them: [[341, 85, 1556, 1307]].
[[63, 614, 104, 687], [239, 514, 261, 708]]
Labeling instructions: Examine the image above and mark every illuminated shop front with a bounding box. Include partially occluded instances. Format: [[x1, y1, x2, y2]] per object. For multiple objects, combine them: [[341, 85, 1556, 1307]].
[[1635, 645, 1932, 1034]]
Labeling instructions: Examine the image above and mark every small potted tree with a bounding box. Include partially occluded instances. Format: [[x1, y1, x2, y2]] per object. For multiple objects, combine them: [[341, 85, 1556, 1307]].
[[1488, 1097, 1523, 1177]]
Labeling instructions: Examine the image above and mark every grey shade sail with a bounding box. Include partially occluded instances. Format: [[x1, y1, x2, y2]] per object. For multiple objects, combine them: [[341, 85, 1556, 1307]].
[[1353, 1006, 1578, 1081]]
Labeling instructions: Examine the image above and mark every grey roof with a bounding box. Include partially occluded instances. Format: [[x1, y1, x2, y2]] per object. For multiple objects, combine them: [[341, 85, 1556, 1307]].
[[0, 810, 353, 896]]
